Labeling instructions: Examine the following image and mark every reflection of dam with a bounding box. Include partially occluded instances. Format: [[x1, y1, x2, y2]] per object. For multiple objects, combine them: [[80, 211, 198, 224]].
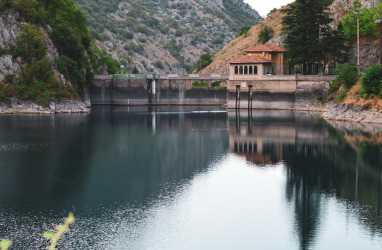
[[229, 110, 337, 165]]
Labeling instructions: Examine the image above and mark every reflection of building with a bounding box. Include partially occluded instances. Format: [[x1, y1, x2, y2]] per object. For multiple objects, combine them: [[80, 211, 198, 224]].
[[229, 110, 336, 166]]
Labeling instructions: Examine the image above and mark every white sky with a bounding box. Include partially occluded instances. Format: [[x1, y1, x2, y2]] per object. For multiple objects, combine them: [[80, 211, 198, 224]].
[[243, 0, 294, 17]]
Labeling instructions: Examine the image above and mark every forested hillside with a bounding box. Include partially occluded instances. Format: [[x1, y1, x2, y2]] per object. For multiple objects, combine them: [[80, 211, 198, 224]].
[[0, 0, 119, 106], [73, 0, 261, 73]]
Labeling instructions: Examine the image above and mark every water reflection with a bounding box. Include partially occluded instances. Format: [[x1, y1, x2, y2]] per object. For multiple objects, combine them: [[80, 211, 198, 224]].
[[230, 110, 382, 249], [0, 108, 382, 249], [0, 107, 229, 249]]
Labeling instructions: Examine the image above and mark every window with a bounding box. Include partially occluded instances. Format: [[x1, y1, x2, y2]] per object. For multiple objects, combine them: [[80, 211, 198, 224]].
[[262, 52, 265, 57], [244, 66, 248, 74], [239, 66, 243, 74], [254, 66, 258, 74], [249, 66, 253, 74], [235, 66, 238, 74]]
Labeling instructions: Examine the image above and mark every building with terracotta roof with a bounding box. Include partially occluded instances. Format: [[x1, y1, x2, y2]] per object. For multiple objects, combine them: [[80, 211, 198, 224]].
[[228, 43, 292, 80]]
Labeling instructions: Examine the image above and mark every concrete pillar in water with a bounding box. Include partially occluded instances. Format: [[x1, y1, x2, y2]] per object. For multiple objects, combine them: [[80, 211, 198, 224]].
[[152, 79, 156, 95], [248, 85, 253, 110], [235, 85, 240, 109]]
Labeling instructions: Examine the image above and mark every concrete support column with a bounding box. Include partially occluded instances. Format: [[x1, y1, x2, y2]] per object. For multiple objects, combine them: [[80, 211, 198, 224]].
[[281, 54, 284, 75], [152, 79, 156, 95]]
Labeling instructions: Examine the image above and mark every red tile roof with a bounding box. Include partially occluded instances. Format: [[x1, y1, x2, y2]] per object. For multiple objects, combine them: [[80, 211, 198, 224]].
[[228, 55, 272, 64], [244, 43, 287, 53]]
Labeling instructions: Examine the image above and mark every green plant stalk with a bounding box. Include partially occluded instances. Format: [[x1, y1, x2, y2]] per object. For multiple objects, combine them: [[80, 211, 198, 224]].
[[0, 239, 12, 250], [43, 213, 75, 250]]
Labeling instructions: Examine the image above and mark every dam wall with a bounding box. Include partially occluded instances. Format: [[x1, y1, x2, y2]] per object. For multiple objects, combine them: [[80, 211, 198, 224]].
[[90, 75, 228, 106], [227, 75, 336, 110], [90, 74, 337, 109]]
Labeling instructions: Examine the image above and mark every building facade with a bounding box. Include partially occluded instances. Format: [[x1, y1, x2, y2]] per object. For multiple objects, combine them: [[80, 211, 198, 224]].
[[228, 43, 293, 80]]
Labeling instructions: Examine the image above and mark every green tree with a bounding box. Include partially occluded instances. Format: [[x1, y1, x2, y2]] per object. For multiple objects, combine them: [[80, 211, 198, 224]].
[[239, 26, 251, 36], [14, 24, 46, 62], [343, 2, 378, 39], [282, 0, 333, 74], [190, 53, 213, 73], [322, 23, 350, 68], [258, 26, 274, 44]]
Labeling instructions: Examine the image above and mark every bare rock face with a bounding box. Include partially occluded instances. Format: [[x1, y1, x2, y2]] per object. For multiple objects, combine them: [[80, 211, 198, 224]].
[[0, 11, 19, 48], [0, 54, 21, 82], [0, 11, 70, 85], [0, 11, 21, 82], [0, 100, 90, 114]]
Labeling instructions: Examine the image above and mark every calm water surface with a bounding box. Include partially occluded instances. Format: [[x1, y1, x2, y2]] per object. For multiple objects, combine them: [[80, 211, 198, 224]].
[[0, 107, 382, 249]]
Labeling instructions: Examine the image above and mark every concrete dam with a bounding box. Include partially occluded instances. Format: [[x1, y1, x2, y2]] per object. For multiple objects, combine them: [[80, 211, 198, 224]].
[[90, 74, 228, 106], [89, 74, 337, 109]]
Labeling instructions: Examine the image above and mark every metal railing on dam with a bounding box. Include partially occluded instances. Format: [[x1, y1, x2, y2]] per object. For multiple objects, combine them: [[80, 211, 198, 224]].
[[94, 74, 229, 81]]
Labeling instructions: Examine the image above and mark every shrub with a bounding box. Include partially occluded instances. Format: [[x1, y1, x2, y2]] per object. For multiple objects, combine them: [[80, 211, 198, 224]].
[[51, 24, 84, 62], [4, 74, 16, 84], [153, 60, 164, 70], [190, 53, 213, 73], [238, 26, 251, 36], [14, 0, 47, 24], [337, 90, 348, 101], [0, 45, 5, 55], [192, 81, 209, 87], [258, 26, 274, 44], [89, 30, 104, 42], [360, 65, 382, 96], [329, 64, 358, 93], [57, 56, 83, 87], [211, 81, 222, 87], [14, 24, 46, 61]]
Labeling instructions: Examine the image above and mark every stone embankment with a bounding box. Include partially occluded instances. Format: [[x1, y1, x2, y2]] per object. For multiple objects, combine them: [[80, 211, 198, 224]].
[[0, 98, 90, 114], [322, 103, 382, 124]]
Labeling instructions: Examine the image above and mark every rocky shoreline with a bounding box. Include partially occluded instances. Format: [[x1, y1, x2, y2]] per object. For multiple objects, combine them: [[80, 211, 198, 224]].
[[0, 98, 90, 114], [322, 102, 382, 124]]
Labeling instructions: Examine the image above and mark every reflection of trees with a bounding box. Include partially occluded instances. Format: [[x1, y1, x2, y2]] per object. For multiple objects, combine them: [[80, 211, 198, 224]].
[[285, 145, 328, 250], [284, 139, 382, 249], [230, 110, 382, 248], [0, 107, 229, 213]]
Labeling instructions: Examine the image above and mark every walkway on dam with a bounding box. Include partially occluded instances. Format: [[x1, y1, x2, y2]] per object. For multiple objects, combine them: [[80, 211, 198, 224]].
[[94, 73, 229, 81]]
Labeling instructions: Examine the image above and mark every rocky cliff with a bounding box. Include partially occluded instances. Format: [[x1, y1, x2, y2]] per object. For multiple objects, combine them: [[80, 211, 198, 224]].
[[0, 11, 69, 85], [201, 0, 378, 74], [73, 0, 261, 73], [0, 1, 116, 113]]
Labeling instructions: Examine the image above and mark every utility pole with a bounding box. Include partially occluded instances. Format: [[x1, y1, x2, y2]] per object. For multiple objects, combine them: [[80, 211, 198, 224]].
[[357, 3, 360, 74], [199, 54, 202, 73]]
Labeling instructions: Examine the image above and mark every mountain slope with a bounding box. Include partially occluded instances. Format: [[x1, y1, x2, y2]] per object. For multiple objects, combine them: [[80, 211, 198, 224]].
[[201, 0, 377, 74], [0, 0, 117, 108], [73, 0, 261, 73]]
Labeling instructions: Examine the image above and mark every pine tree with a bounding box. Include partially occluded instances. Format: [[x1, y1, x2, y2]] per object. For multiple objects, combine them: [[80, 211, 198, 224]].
[[322, 23, 350, 70], [282, 0, 333, 74]]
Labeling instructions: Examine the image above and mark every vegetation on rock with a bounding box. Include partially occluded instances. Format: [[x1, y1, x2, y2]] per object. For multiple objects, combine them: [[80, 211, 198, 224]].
[[0, 0, 120, 105], [189, 53, 214, 73], [329, 63, 358, 101], [257, 26, 274, 44], [72, 0, 261, 73]]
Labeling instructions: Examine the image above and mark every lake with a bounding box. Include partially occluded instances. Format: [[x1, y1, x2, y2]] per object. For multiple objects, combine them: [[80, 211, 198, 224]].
[[0, 107, 381, 249]]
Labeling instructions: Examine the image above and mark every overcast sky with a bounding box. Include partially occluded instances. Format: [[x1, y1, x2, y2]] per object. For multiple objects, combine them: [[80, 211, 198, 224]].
[[243, 0, 294, 17]]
